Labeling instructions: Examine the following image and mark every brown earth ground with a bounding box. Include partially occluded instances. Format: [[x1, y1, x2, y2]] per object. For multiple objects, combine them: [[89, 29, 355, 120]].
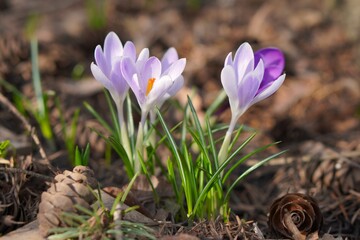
[[0, 0, 359, 239]]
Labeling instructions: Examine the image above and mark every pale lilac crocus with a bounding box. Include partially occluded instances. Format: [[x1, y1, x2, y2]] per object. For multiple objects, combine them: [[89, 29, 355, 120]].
[[121, 49, 186, 172], [218, 42, 286, 164], [90, 32, 135, 158], [121, 51, 186, 125], [149, 47, 185, 123]]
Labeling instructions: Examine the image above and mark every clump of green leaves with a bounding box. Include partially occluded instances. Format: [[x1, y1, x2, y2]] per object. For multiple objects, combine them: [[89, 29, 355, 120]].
[[85, 90, 137, 178], [157, 96, 285, 221]]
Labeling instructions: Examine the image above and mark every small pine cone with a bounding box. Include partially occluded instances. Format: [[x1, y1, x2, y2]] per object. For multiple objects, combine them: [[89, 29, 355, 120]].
[[268, 193, 323, 240], [37, 166, 98, 237]]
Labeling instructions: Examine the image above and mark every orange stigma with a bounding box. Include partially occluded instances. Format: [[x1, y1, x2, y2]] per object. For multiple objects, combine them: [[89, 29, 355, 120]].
[[146, 78, 156, 96]]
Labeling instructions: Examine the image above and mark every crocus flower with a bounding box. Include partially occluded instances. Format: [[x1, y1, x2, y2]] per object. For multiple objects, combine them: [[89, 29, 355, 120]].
[[91, 32, 136, 109], [90, 32, 136, 158], [149, 47, 185, 123], [121, 49, 186, 172], [121, 51, 186, 125], [218, 42, 285, 164]]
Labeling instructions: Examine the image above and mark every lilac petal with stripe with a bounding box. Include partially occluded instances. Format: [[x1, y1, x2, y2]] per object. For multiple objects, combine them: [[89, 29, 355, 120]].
[[91, 62, 113, 93], [253, 74, 286, 104], [233, 42, 254, 81], [104, 32, 123, 64], [123, 41, 136, 62], [94, 46, 110, 76], [164, 58, 186, 81], [161, 47, 179, 71], [238, 61, 263, 110], [141, 57, 162, 91]]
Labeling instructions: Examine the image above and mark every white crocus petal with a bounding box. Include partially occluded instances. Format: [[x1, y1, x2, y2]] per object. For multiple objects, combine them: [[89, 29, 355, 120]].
[[164, 58, 186, 80], [157, 75, 184, 107], [146, 75, 174, 109], [167, 75, 184, 97], [224, 52, 233, 66], [252, 74, 286, 105], [104, 32, 123, 64], [138, 48, 149, 62], [91, 62, 113, 92], [233, 42, 254, 81], [221, 65, 238, 104]]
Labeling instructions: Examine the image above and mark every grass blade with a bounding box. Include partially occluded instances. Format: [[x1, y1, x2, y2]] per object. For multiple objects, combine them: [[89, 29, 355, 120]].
[[224, 150, 287, 201], [84, 101, 112, 132]]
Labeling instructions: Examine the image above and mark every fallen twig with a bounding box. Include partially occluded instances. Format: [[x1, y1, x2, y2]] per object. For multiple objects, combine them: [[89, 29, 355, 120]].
[[0, 167, 53, 182], [0, 92, 50, 166]]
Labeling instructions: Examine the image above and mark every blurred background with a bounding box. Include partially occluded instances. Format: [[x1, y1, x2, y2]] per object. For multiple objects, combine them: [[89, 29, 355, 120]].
[[0, 0, 359, 237]]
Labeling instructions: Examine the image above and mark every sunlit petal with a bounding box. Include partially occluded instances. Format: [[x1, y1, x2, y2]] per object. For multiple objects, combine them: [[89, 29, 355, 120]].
[[221, 65, 238, 102], [104, 32, 123, 65], [91, 62, 113, 92], [123, 41, 136, 62], [233, 42, 254, 80], [252, 74, 286, 105], [164, 58, 186, 80], [161, 47, 179, 71]]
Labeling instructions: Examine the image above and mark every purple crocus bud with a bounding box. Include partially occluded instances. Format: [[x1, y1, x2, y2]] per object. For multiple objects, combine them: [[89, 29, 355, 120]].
[[90, 32, 135, 105], [221, 42, 286, 132], [254, 48, 285, 97]]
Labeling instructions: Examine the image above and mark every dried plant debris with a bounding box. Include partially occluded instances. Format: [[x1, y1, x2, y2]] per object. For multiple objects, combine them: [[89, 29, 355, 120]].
[[37, 165, 98, 237], [158, 216, 261, 240], [0, 155, 49, 234], [268, 193, 323, 240]]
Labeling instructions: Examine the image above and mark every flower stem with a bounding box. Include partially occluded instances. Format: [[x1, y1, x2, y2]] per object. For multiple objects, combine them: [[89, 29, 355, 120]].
[[218, 115, 237, 166], [117, 101, 132, 160], [134, 121, 144, 173], [218, 131, 231, 166], [149, 110, 156, 147], [134, 112, 147, 173]]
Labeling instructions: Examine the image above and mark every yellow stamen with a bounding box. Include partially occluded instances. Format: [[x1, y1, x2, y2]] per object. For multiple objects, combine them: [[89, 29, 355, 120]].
[[146, 78, 156, 96]]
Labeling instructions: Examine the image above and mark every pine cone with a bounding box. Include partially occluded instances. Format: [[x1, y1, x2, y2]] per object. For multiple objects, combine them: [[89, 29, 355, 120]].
[[37, 166, 98, 237], [268, 193, 323, 240]]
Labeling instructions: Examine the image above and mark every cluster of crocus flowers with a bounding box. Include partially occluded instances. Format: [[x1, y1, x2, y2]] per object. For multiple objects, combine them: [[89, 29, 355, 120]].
[[91, 32, 285, 173], [218, 42, 286, 165], [91, 32, 186, 172]]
